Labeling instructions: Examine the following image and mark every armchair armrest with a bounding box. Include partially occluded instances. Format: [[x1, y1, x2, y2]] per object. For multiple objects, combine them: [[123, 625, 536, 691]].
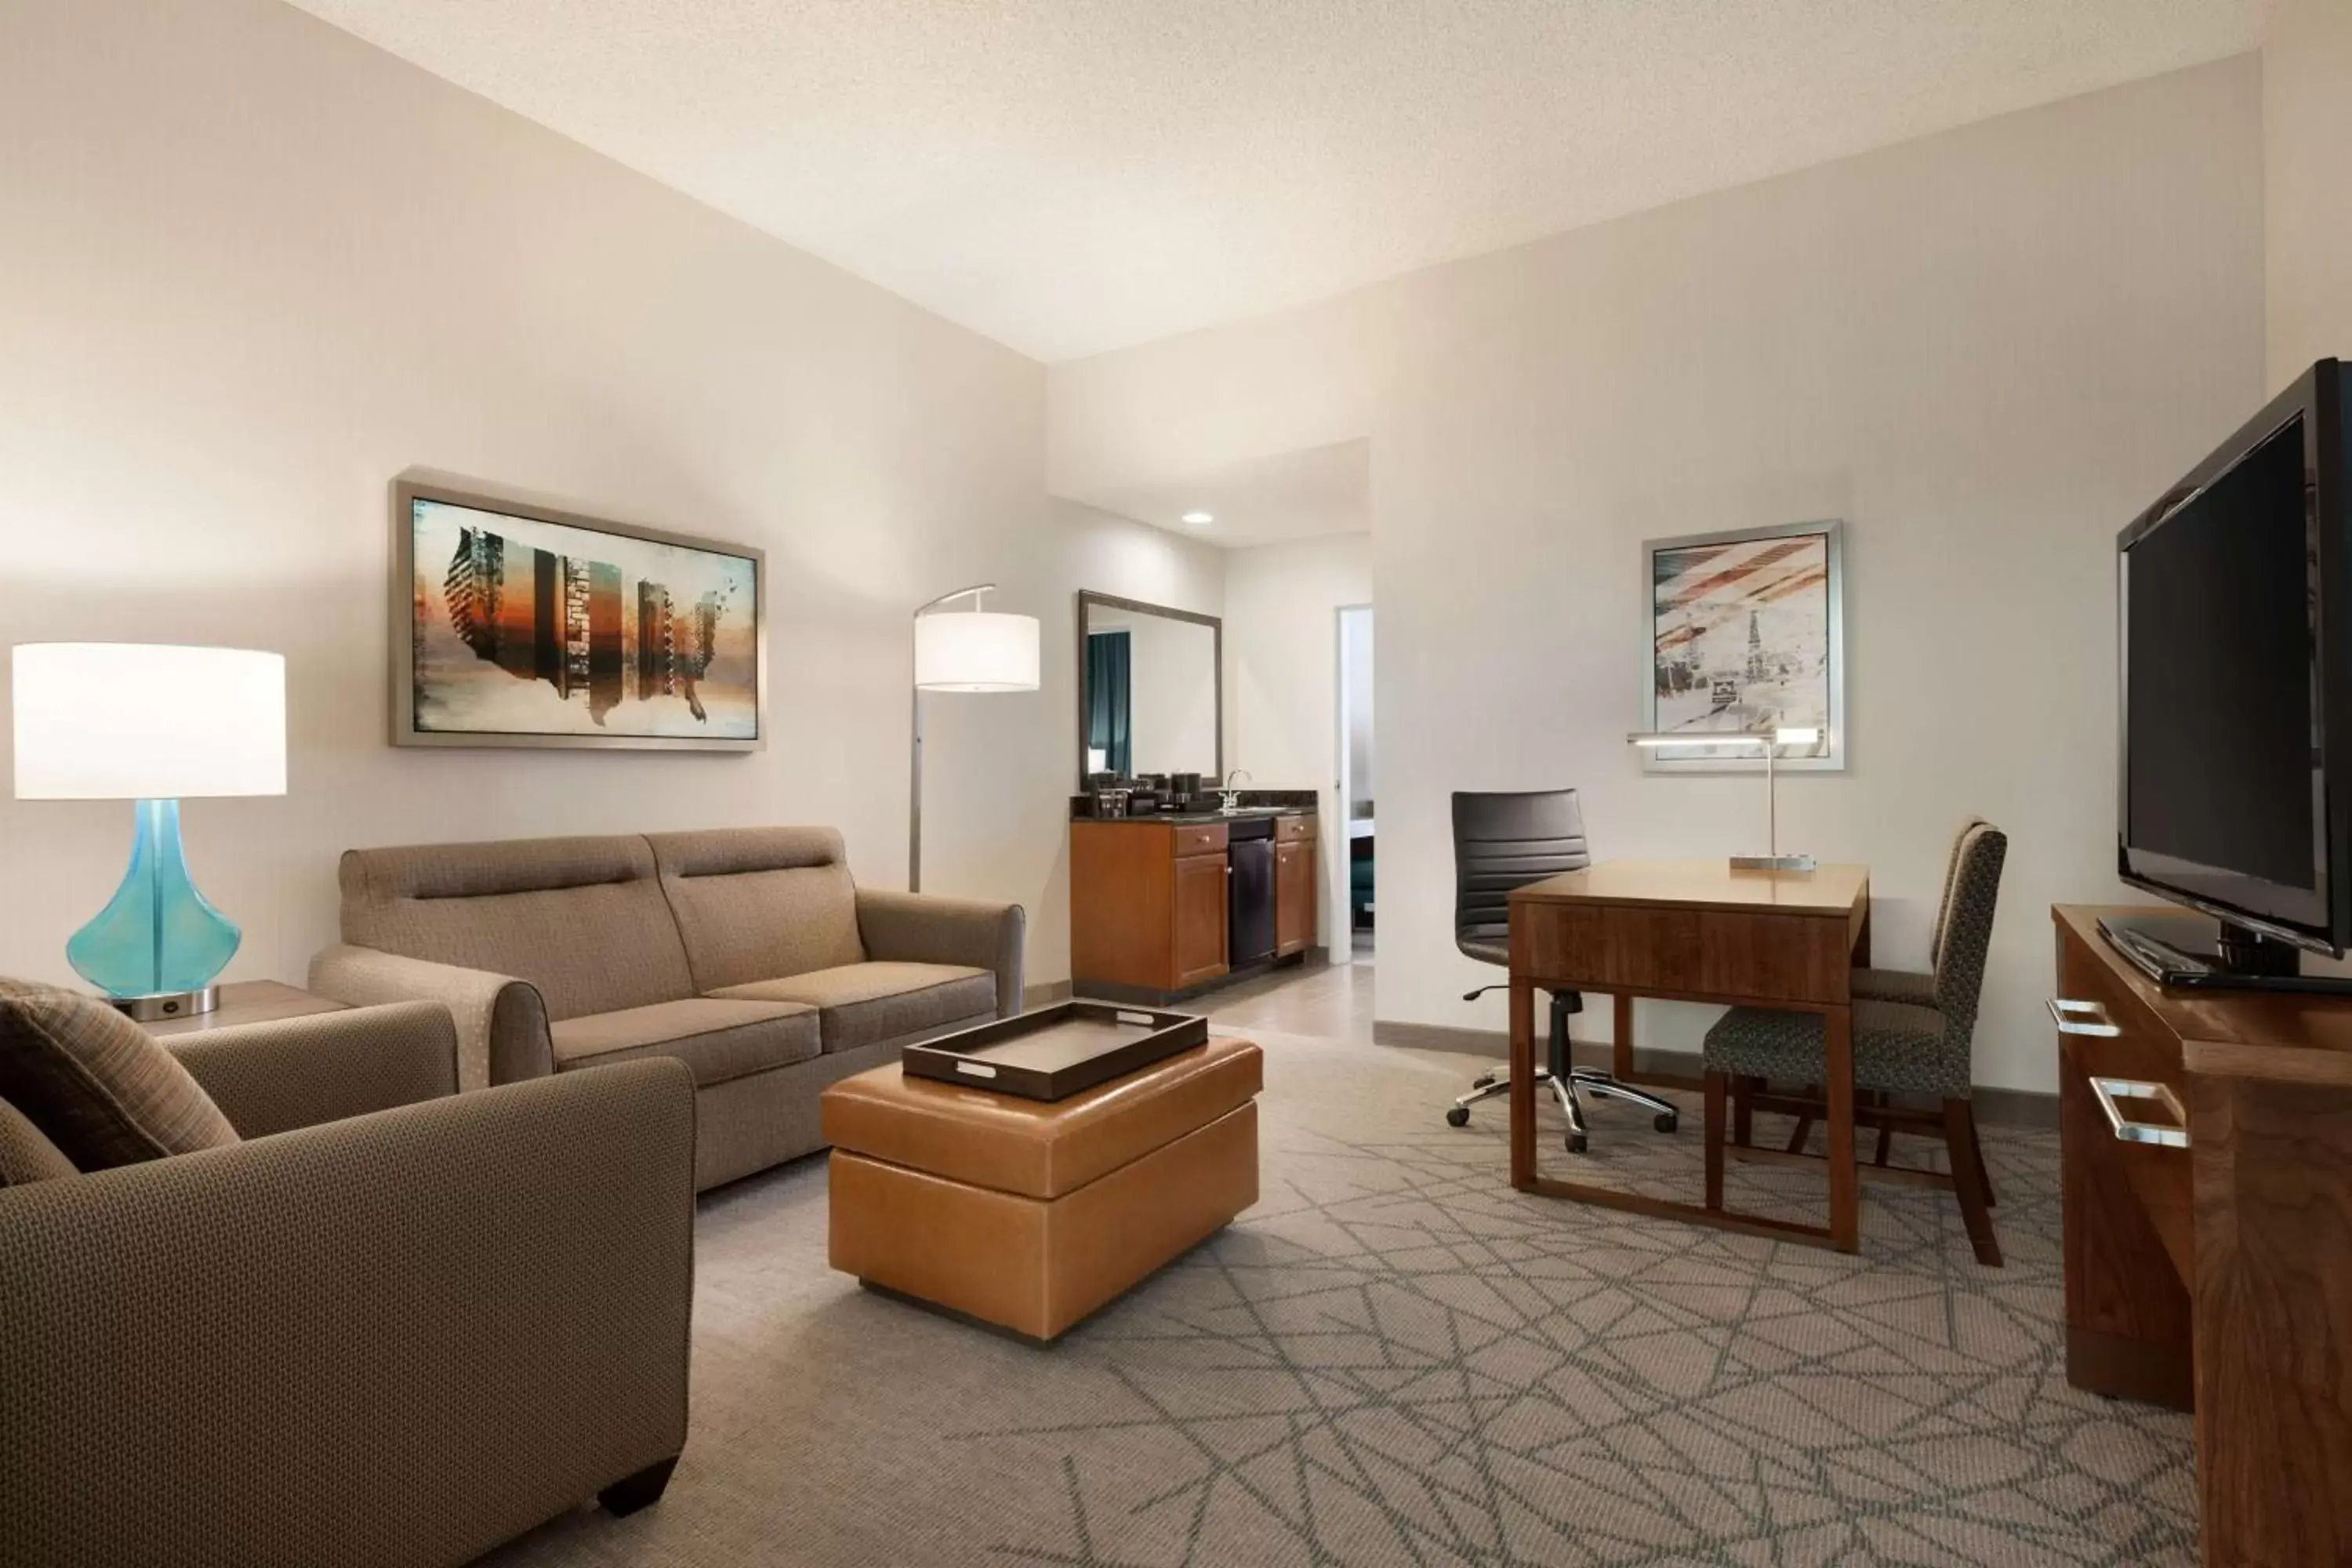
[[856, 887, 1025, 1018], [0, 1058, 696, 1568], [309, 943, 552, 1091], [167, 1000, 458, 1138]]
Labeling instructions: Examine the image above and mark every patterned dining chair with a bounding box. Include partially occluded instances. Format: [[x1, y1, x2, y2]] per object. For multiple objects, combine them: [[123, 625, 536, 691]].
[[1700, 822, 2009, 1265], [1851, 815, 1988, 1007]]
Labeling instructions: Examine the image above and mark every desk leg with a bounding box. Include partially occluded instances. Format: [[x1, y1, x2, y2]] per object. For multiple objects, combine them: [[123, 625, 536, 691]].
[[1509, 977, 1535, 1189], [1612, 993, 1634, 1080], [1825, 1004, 1860, 1251]]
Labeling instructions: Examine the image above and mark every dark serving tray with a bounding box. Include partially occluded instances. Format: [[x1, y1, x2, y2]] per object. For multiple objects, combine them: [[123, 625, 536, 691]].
[[901, 1001, 1209, 1102]]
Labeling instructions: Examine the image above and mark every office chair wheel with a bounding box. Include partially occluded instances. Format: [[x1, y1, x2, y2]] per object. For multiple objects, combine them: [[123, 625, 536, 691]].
[[1445, 1106, 1472, 1127], [1471, 1073, 1496, 1090], [1654, 1112, 1679, 1134], [1566, 1131, 1588, 1154]]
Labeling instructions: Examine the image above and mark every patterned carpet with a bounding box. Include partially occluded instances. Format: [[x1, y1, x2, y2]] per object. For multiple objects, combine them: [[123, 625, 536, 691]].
[[483, 1028, 2196, 1567]]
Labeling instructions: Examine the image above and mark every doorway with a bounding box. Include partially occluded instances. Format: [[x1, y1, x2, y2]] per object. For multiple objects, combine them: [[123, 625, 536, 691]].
[[1335, 604, 1374, 963]]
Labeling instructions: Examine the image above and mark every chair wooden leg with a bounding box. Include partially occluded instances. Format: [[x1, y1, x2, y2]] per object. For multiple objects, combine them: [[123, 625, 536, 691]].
[[1941, 1098, 2002, 1267], [1971, 1122, 1998, 1207], [1732, 1075, 1755, 1149], [1871, 1091, 1894, 1167], [1704, 1071, 1726, 1211], [1785, 1086, 1815, 1155]]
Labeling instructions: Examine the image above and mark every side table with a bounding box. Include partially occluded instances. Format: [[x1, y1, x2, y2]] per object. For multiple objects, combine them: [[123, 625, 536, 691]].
[[132, 980, 347, 1039]]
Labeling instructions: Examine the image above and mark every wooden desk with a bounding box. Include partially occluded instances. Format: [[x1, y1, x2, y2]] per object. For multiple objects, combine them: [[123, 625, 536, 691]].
[[2053, 905, 2352, 1567], [1508, 859, 1871, 1251]]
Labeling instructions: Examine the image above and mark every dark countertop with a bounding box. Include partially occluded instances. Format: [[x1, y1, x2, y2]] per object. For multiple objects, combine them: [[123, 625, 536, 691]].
[[1074, 806, 1314, 825]]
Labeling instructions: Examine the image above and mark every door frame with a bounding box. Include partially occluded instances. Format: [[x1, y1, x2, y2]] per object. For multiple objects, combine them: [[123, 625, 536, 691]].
[[1333, 602, 1373, 958]]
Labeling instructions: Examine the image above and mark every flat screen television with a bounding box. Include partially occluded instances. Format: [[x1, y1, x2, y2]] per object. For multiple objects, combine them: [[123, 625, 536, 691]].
[[2113, 358, 2350, 989]]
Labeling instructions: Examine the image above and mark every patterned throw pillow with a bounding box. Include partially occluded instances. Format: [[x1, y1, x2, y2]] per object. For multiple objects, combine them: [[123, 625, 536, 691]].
[[0, 980, 239, 1170], [0, 1097, 76, 1185]]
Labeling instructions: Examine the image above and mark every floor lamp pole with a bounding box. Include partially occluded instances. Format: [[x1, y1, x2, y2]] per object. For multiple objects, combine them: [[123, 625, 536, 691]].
[[909, 684, 925, 894]]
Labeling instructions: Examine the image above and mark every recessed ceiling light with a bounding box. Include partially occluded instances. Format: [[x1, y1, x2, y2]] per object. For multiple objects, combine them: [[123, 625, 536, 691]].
[[1181, 510, 1214, 525]]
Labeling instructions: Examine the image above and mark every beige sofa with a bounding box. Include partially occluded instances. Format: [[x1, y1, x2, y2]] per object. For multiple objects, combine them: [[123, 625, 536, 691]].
[[0, 1000, 695, 1568], [310, 826, 1025, 1191]]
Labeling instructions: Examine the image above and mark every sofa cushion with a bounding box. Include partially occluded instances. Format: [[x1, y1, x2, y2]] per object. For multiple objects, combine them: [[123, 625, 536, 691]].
[[648, 829, 865, 992], [0, 1096, 76, 1186], [339, 835, 696, 1021], [710, 962, 994, 1053], [0, 980, 239, 1171], [548, 996, 820, 1087]]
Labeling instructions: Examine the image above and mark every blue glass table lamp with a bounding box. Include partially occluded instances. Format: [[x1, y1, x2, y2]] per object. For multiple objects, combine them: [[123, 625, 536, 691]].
[[11, 644, 287, 1021]]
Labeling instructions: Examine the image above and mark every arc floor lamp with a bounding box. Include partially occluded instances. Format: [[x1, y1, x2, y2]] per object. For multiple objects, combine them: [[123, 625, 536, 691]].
[[910, 585, 1039, 892]]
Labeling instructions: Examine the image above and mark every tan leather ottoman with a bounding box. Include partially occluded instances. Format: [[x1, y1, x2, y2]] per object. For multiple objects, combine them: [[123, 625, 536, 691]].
[[821, 1036, 1261, 1341]]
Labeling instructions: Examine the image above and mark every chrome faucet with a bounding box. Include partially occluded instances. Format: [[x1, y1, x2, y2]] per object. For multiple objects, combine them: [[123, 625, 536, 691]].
[[1218, 769, 1253, 813]]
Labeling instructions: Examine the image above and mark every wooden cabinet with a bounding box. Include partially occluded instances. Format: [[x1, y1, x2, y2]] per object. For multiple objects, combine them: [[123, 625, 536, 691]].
[[1072, 813, 1318, 1000], [1172, 850, 1230, 988], [1071, 819, 1230, 996], [2053, 906, 2352, 1566], [1274, 829, 1316, 957]]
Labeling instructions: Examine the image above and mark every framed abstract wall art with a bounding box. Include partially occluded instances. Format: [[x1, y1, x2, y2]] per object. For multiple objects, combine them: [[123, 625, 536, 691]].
[[1639, 519, 1844, 771], [391, 477, 765, 751]]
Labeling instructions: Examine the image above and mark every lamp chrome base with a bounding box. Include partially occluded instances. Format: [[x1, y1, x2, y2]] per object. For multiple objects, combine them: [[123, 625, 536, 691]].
[[107, 987, 220, 1022], [1730, 852, 1817, 873]]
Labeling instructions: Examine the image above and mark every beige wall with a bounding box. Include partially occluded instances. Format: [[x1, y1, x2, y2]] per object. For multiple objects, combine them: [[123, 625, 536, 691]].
[[0, 0, 1224, 993], [2265, 0, 2352, 382], [1051, 60, 2268, 1091], [1221, 533, 1374, 948]]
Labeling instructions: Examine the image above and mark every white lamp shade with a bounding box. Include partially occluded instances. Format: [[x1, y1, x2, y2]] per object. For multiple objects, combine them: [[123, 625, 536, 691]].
[[13, 643, 287, 800], [913, 611, 1040, 692]]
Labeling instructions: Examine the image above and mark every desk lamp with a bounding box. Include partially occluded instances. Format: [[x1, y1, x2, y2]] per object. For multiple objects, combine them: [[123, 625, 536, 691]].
[[12, 643, 287, 1018], [1626, 725, 1820, 872]]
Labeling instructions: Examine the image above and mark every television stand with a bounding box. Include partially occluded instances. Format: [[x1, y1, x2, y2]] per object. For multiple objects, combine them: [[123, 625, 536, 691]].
[[2096, 910, 2352, 995]]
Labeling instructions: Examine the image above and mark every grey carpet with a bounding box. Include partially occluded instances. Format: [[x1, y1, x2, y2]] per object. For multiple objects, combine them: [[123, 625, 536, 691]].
[[483, 1029, 2195, 1567]]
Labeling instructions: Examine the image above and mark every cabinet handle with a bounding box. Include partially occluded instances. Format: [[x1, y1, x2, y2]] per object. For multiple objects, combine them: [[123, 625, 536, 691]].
[[2089, 1076, 2190, 1149], [2047, 997, 2121, 1037]]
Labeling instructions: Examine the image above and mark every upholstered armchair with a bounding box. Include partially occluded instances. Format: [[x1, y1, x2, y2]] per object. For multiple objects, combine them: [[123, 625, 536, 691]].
[[0, 1000, 696, 1568]]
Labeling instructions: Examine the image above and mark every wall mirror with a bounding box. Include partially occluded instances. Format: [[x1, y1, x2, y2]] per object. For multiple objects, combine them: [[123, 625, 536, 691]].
[[1077, 590, 1221, 787]]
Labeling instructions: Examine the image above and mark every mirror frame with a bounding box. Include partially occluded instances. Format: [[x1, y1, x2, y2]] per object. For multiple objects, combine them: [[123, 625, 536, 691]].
[[1076, 590, 1223, 789]]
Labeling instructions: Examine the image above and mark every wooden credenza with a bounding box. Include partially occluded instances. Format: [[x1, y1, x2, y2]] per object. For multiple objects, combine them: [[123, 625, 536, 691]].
[[1070, 815, 1316, 1000], [2053, 905, 2352, 1567]]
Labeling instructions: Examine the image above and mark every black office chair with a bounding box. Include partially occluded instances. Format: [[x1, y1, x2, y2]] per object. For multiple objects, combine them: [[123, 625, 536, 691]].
[[1443, 789, 1679, 1152]]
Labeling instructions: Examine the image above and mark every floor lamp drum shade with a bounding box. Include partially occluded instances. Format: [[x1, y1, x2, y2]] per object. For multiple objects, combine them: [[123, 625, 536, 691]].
[[914, 610, 1041, 692], [11, 644, 287, 1014]]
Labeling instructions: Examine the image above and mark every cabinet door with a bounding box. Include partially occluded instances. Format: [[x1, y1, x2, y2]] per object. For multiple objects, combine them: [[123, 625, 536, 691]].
[[1172, 852, 1230, 989], [2055, 923, 2193, 1409], [1274, 840, 1316, 956]]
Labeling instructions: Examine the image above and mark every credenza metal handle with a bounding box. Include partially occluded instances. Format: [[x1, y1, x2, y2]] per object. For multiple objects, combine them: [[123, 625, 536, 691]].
[[2089, 1076, 2190, 1149], [2047, 997, 2122, 1037]]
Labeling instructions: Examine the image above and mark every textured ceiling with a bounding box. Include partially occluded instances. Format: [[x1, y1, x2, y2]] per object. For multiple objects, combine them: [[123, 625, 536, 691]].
[[284, 0, 2262, 363]]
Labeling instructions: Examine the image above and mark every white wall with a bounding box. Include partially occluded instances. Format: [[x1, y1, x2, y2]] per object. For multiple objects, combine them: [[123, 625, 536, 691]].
[[0, 0, 1226, 994], [1221, 532, 1374, 949], [2265, 0, 2352, 383], [1051, 60, 2268, 1091]]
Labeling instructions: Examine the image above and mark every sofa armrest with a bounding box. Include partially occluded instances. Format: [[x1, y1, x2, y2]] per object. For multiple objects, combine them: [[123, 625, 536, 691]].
[[167, 1000, 459, 1138], [310, 943, 552, 1091], [0, 1058, 696, 1568], [856, 888, 1025, 1018]]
